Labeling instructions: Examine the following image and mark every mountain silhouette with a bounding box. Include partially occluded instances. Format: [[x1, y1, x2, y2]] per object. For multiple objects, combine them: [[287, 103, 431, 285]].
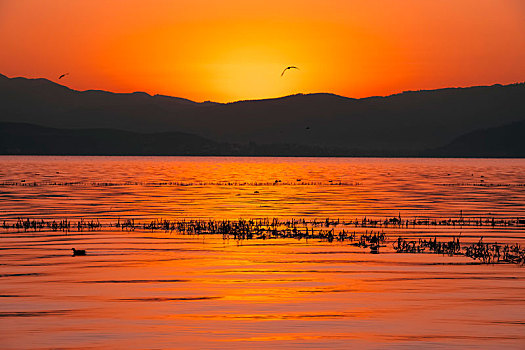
[[0, 122, 222, 155], [426, 120, 525, 158], [1, 73, 524, 154], [0, 122, 391, 156]]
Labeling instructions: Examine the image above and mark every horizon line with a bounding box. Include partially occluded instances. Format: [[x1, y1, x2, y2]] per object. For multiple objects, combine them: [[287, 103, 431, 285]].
[[1, 72, 524, 104]]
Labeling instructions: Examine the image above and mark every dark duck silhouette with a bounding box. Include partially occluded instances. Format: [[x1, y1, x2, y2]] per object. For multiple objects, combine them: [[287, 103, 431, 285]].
[[72, 248, 86, 256]]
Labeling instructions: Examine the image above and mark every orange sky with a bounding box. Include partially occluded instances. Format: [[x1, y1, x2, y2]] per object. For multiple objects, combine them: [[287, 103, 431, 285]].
[[1, 0, 524, 102]]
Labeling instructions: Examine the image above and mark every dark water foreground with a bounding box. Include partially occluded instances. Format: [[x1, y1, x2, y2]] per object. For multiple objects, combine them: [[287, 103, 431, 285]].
[[0, 157, 524, 349]]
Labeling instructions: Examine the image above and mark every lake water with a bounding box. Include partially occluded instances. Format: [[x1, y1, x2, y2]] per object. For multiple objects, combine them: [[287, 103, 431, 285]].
[[1, 156, 524, 349]]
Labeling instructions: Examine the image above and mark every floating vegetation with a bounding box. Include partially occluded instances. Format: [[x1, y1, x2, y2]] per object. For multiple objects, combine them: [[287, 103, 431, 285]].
[[0, 180, 358, 187], [1, 217, 523, 265], [437, 183, 525, 187], [2, 215, 525, 232], [7, 180, 524, 188], [393, 236, 525, 265]]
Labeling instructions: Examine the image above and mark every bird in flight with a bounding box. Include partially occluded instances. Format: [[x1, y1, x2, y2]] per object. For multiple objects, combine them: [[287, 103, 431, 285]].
[[281, 66, 299, 77], [58, 73, 69, 79]]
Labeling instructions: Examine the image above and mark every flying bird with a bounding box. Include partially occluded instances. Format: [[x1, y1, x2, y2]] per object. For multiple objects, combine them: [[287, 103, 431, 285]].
[[58, 73, 69, 79], [281, 66, 299, 77]]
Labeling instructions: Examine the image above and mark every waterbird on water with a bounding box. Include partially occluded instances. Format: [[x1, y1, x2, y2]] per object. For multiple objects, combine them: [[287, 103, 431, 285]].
[[72, 248, 86, 256], [281, 66, 299, 77]]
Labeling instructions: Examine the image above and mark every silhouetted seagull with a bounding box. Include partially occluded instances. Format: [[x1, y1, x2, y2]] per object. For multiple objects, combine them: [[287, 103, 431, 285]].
[[72, 248, 86, 256], [59, 73, 69, 79], [281, 66, 299, 77]]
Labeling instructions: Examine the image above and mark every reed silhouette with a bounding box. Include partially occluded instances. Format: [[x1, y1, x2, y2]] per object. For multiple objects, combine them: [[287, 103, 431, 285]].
[[1, 216, 523, 265]]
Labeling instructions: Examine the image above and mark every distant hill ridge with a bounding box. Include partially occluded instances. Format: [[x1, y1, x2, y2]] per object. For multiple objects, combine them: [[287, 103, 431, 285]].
[[0, 122, 222, 155], [2, 121, 525, 157], [0, 122, 397, 156], [1, 73, 524, 154], [426, 120, 525, 158]]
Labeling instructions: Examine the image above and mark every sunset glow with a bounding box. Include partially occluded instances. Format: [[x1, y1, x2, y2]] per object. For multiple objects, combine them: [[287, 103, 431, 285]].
[[1, 0, 524, 102]]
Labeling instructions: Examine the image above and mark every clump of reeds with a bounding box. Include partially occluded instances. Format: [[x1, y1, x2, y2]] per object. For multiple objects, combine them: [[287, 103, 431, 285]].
[[393, 236, 525, 265]]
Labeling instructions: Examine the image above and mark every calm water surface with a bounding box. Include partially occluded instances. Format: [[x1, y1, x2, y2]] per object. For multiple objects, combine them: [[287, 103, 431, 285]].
[[1, 156, 524, 349], [1, 156, 524, 219]]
